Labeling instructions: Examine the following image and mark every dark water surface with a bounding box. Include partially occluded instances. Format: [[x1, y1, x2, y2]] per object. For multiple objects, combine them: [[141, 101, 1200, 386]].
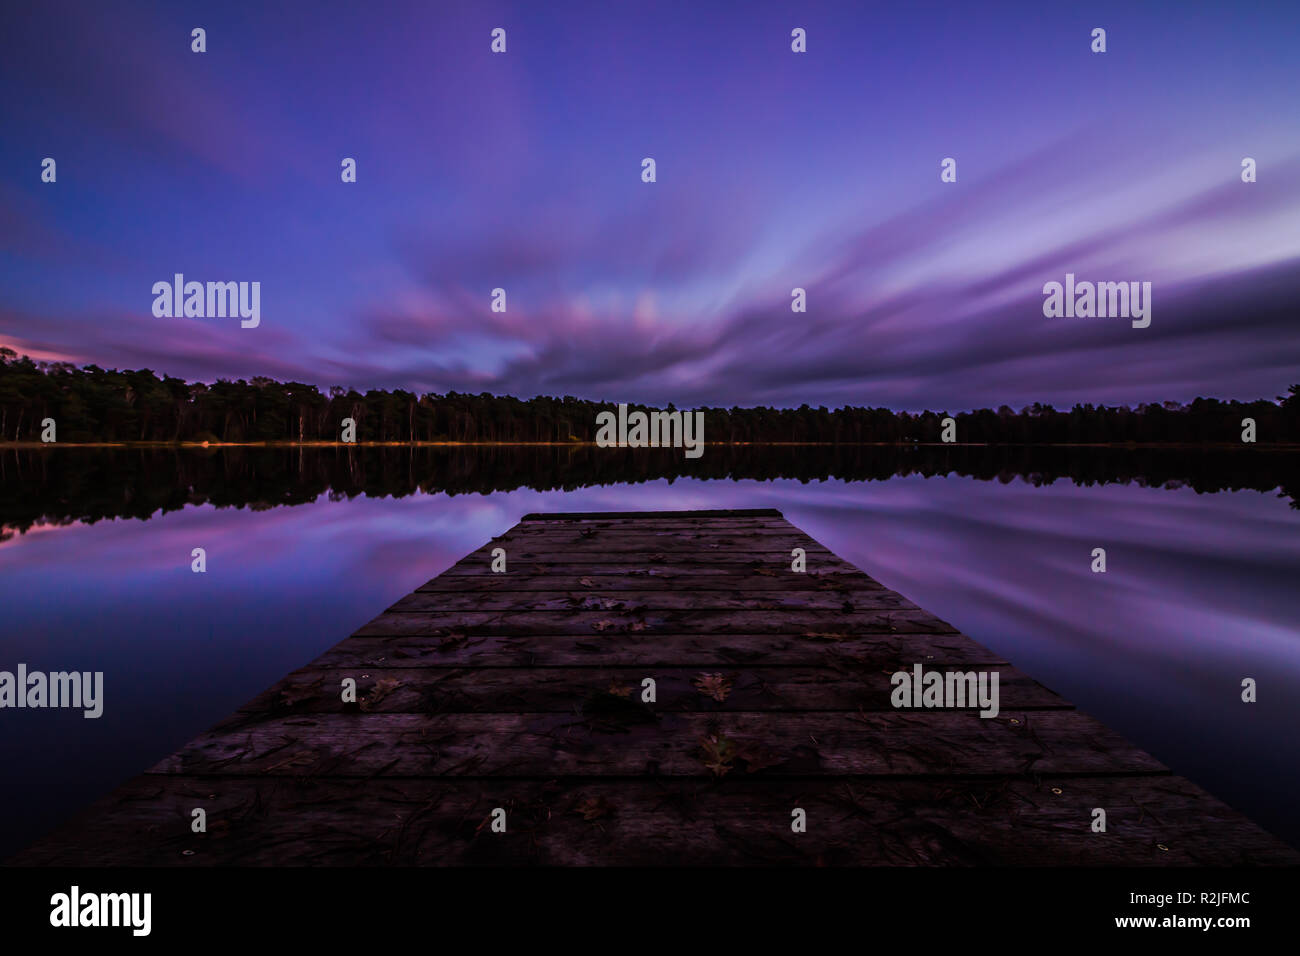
[[1, 445, 1297, 859]]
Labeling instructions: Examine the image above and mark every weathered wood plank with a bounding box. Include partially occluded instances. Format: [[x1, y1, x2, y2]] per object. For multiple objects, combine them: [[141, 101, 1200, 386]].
[[388, 588, 918, 613], [311, 631, 1009, 668], [483, 523, 828, 540], [436, 561, 870, 576], [468, 538, 832, 555], [13, 775, 1296, 867], [522, 509, 784, 520], [418, 571, 882, 590], [351, 607, 959, 637], [146, 711, 1166, 778], [505, 519, 797, 532], [238, 665, 1069, 714]]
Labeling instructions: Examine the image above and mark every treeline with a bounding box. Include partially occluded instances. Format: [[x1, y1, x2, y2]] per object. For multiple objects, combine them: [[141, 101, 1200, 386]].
[[2, 349, 1298, 444]]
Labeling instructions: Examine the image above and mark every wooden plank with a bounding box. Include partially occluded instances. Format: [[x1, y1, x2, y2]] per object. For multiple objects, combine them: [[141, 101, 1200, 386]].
[[522, 509, 784, 520], [145, 711, 1166, 778], [418, 571, 882, 590], [237, 665, 1069, 714], [310, 631, 1010, 668], [438, 559, 867, 574], [387, 588, 919, 613], [351, 608, 959, 637], [485, 523, 827, 540], [466, 538, 832, 555], [487, 529, 827, 542], [13, 775, 1297, 868], [507, 518, 797, 531]]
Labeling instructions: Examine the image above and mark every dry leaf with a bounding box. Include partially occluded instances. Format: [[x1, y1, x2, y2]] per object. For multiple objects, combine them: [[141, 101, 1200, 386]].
[[693, 673, 734, 702], [575, 796, 613, 821], [697, 734, 737, 777], [592, 619, 615, 632], [360, 677, 402, 711], [606, 681, 633, 698], [754, 568, 776, 577]]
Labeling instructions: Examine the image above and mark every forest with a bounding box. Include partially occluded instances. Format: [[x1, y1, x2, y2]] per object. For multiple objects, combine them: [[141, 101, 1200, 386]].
[[2, 348, 1297, 444]]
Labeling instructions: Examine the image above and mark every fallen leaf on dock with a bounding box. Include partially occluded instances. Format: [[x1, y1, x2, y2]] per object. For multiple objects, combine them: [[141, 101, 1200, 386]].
[[693, 673, 734, 702], [697, 734, 737, 777], [695, 733, 782, 776], [360, 677, 402, 711], [575, 796, 614, 821]]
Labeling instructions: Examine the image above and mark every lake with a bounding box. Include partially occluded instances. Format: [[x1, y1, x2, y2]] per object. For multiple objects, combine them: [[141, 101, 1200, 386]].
[[1, 445, 1297, 858]]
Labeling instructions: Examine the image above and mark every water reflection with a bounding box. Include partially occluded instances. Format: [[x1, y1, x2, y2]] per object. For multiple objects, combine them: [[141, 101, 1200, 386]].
[[2, 443, 1296, 533], [0, 447, 1297, 858]]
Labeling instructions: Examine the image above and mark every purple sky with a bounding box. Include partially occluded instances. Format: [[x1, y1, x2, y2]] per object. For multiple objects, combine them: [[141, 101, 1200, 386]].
[[2, 0, 1298, 410]]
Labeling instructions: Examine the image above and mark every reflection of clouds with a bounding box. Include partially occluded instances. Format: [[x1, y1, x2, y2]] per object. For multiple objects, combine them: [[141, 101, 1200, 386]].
[[10, 475, 1295, 685], [0, 522, 70, 550]]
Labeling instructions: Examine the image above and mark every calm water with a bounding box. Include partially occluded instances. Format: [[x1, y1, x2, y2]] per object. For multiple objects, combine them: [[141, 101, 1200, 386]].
[[1, 446, 1298, 858]]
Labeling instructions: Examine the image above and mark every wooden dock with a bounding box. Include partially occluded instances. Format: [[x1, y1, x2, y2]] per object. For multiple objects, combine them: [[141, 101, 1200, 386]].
[[10, 509, 1297, 866]]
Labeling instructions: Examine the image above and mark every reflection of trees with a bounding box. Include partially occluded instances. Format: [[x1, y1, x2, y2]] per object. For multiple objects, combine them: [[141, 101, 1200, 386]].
[[1, 444, 1296, 532]]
